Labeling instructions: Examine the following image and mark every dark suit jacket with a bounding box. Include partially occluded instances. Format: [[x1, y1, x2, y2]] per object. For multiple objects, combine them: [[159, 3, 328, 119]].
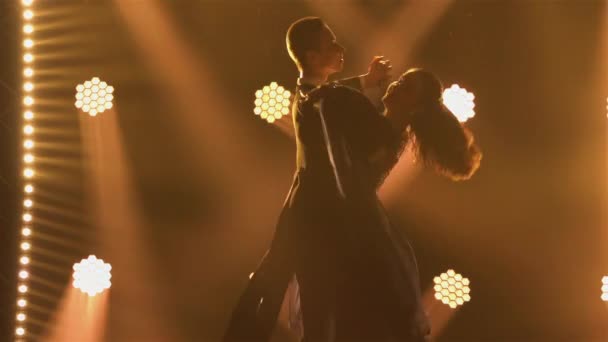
[[223, 79, 428, 342]]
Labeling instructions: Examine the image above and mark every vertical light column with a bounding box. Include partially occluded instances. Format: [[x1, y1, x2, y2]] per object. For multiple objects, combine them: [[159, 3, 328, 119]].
[[16, 0, 36, 340]]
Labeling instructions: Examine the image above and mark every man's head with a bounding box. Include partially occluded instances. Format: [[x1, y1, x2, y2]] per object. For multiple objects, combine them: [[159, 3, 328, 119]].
[[286, 17, 345, 76]]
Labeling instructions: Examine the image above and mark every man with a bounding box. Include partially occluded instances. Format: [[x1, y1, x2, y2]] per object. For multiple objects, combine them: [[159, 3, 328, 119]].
[[284, 16, 393, 339], [223, 17, 394, 342], [286, 17, 391, 113]]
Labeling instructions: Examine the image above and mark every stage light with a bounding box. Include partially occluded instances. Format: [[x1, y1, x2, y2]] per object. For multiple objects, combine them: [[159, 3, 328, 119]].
[[433, 269, 471, 309], [18, 285, 28, 293], [23, 96, 34, 106], [23, 168, 34, 178], [16, 327, 25, 336], [19, 270, 29, 279], [24, 125, 34, 135], [24, 140, 34, 149], [442, 84, 476, 123], [24, 184, 34, 193], [21, 228, 31, 237], [17, 299, 27, 308], [23, 82, 33, 92], [23, 24, 33, 34], [24, 68, 33, 77], [24, 199, 33, 207], [22, 213, 32, 222], [23, 53, 33, 63], [75, 78, 114, 116], [23, 154, 34, 163], [20, 256, 30, 264], [23, 10, 33, 20], [23, 39, 33, 48], [21, 242, 31, 251], [602, 276, 608, 301], [254, 82, 292, 124], [16, 313, 26, 321], [22, 0, 33, 6], [72, 255, 112, 296]]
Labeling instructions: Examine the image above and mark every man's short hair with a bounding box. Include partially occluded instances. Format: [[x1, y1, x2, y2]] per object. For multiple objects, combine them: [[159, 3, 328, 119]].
[[286, 17, 325, 69]]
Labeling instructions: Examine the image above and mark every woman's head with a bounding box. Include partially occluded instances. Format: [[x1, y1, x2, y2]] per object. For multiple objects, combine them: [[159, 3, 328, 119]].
[[382, 68, 442, 113], [384, 68, 482, 181]]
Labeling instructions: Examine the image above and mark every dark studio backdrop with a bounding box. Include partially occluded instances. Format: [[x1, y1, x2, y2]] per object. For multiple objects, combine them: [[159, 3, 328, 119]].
[[1, 0, 607, 341]]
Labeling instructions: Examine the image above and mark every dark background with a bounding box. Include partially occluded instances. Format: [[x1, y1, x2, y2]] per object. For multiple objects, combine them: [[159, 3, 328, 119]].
[[1, 0, 607, 341]]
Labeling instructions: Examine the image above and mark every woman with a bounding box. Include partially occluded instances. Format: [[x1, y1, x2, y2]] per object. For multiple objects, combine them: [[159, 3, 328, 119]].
[[223, 68, 481, 342]]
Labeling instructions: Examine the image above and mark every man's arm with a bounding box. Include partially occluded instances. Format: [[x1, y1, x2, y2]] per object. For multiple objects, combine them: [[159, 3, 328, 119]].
[[336, 76, 363, 91], [336, 56, 392, 109]]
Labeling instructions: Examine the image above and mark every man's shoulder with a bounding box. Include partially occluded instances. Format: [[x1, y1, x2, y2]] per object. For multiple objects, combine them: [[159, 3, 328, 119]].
[[324, 83, 366, 105]]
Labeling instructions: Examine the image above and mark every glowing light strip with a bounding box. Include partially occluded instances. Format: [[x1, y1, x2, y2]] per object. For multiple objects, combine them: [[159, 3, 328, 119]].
[[16, 0, 36, 339]]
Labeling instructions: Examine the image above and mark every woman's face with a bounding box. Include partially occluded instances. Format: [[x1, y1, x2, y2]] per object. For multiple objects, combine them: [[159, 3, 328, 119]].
[[382, 78, 417, 113]]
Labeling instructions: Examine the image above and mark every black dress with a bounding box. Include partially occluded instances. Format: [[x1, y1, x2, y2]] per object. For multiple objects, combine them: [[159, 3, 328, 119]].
[[223, 84, 429, 342]]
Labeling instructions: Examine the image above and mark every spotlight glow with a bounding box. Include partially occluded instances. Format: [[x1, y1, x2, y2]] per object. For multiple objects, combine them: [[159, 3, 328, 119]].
[[602, 276, 608, 301], [72, 255, 112, 296], [18, 270, 29, 279], [433, 269, 471, 309], [20, 256, 30, 264], [17, 313, 26, 321], [23, 96, 34, 106], [17, 299, 27, 308], [23, 39, 34, 48], [23, 125, 34, 135], [23, 10, 33, 20], [24, 140, 34, 149], [24, 68, 33, 77], [22, 0, 33, 6], [442, 84, 476, 123], [24, 154, 34, 163], [75, 78, 114, 116], [23, 24, 33, 34], [23, 82, 34, 92], [23, 168, 35, 178], [24, 184, 34, 193], [253, 82, 292, 124], [23, 53, 34, 63], [22, 213, 32, 222], [16, 328, 25, 336], [21, 242, 31, 251]]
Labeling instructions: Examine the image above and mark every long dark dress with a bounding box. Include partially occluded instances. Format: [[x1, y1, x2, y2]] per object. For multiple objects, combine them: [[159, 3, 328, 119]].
[[223, 83, 429, 342]]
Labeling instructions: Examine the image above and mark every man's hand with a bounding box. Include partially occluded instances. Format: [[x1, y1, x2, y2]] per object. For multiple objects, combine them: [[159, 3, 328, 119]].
[[362, 56, 392, 89]]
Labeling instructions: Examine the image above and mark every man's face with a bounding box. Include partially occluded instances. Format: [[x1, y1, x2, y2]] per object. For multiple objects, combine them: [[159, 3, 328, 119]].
[[308, 25, 344, 75]]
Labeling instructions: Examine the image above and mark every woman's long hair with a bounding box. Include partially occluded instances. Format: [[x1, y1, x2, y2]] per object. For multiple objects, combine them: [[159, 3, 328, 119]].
[[402, 69, 482, 181]]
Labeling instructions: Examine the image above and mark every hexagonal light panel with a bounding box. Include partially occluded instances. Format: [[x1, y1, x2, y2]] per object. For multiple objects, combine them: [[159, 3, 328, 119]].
[[74, 77, 114, 117], [254, 82, 292, 124], [72, 255, 112, 296], [602, 276, 608, 302], [433, 269, 471, 309], [442, 84, 475, 123]]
